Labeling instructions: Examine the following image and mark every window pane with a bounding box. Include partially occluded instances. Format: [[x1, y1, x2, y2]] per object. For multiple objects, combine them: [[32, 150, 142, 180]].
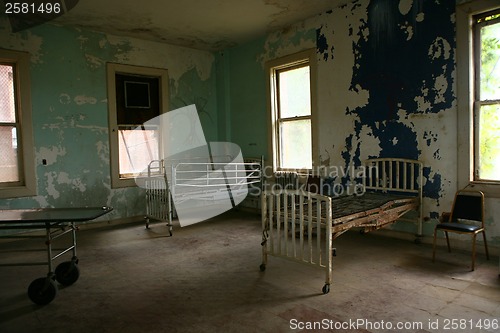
[[480, 21, 500, 101], [278, 66, 311, 118], [478, 103, 500, 180], [280, 119, 312, 169], [118, 127, 159, 177], [0, 126, 19, 182], [0, 64, 16, 123]]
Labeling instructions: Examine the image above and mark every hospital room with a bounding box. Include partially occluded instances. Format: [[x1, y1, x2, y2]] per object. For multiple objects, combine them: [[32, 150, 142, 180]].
[[0, 0, 499, 332]]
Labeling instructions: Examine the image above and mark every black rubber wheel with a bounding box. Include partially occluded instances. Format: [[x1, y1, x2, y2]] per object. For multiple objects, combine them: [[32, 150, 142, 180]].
[[28, 277, 58, 305], [322, 284, 330, 294], [414, 237, 422, 244], [55, 261, 80, 286], [259, 264, 266, 272]]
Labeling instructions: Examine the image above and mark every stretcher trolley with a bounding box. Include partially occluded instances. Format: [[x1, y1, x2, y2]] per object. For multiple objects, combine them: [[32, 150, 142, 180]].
[[0, 206, 113, 305]]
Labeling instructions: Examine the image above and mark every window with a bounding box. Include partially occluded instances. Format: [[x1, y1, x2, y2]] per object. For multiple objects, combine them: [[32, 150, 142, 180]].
[[474, 10, 500, 181], [267, 50, 317, 171], [457, 1, 500, 192], [0, 49, 35, 198], [107, 64, 169, 188]]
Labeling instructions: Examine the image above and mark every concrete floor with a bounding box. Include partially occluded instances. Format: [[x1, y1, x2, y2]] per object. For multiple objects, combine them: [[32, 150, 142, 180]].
[[0, 210, 498, 333]]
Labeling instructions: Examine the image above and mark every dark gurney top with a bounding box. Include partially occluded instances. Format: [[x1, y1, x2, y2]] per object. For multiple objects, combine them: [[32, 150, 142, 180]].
[[0, 206, 113, 226]]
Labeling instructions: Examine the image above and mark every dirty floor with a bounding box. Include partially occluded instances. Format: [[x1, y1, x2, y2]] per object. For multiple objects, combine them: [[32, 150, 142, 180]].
[[0, 211, 499, 333]]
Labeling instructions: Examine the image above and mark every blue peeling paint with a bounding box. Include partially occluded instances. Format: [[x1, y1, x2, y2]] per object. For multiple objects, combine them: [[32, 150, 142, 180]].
[[321, 0, 455, 200], [316, 28, 332, 61], [429, 211, 439, 219], [423, 167, 441, 199]]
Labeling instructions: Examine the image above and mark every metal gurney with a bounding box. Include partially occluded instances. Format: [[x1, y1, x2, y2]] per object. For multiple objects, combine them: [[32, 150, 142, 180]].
[[0, 206, 113, 305]]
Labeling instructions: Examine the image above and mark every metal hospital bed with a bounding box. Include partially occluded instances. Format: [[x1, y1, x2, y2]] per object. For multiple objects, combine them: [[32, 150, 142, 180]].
[[0, 206, 113, 305], [145, 157, 263, 233], [260, 158, 423, 294]]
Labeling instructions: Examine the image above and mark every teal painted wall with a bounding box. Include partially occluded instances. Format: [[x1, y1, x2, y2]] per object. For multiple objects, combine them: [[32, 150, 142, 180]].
[[0, 17, 217, 221], [223, 37, 268, 160], [219, 29, 316, 161]]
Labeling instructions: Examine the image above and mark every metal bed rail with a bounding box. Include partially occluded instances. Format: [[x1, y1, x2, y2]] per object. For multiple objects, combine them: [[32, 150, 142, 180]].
[[260, 189, 333, 294], [363, 158, 424, 238]]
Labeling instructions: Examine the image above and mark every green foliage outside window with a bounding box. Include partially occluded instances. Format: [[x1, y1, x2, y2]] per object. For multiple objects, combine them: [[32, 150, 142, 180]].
[[478, 15, 500, 180]]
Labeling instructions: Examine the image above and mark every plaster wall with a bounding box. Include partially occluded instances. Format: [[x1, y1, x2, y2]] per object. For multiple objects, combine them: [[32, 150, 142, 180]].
[[221, 0, 499, 246], [0, 17, 217, 221]]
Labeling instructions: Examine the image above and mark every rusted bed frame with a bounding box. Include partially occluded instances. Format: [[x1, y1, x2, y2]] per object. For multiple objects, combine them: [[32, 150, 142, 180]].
[[260, 158, 423, 294]]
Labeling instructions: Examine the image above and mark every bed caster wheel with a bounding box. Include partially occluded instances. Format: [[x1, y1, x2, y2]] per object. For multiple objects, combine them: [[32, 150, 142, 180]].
[[259, 264, 266, 272], [414, 237, 422, 244], [55, 261, 80, 286], [322, 284, 330, 294], [332, 248, 337, 257], [28, 277, 58, 305]]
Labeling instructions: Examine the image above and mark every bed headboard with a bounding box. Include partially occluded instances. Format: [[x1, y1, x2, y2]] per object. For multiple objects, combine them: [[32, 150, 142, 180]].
[[362, 158, 423, 196]]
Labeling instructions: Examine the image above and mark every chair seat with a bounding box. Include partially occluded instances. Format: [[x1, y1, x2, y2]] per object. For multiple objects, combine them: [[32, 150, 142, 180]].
[[435, 222, 481, 233]]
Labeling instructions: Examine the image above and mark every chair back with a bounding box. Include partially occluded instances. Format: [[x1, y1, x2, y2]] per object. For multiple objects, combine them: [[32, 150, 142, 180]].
[[450, 190, 484, 226]]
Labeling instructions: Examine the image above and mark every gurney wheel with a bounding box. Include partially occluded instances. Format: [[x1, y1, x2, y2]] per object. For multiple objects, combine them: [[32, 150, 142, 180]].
[[259, 264, 266, 272], [322, 284, 330, 294], [55, 261, 80, 286], [28, 277, 58, 305]]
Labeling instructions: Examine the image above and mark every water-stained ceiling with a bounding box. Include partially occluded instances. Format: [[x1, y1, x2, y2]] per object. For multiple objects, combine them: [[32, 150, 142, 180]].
[[50, 0, 347, 50]]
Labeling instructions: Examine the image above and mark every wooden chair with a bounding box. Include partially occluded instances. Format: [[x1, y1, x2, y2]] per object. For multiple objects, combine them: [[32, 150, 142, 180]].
[[432, 190, 489, 271]]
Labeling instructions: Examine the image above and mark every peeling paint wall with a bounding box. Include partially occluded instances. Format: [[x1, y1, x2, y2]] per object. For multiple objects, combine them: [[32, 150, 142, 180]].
[[0, 17, 216, 221], [221, 0, 499, 245]]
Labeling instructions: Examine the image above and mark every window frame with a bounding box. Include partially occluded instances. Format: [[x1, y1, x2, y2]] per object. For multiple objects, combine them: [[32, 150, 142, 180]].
[[266, 49, 318, 173], [473, 9, 500, 182], [457, 0, 500, 196], [0, 49, 36, 198], [106, 63, 169, 188]]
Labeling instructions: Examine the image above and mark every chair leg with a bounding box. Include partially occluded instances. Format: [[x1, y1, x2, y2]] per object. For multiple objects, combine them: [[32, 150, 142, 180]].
[[432, 228, 438, 262], [445, 231, 451, 252], [482, 231, 490, 260], [471, 233, 477, 271]]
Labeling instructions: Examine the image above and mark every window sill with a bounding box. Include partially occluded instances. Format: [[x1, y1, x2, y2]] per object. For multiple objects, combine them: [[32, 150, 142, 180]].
[[0, 186, 37, 199]]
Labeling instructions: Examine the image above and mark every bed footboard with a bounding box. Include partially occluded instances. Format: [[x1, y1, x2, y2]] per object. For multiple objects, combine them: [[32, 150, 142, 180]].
[[260, 189, 333, 294], [363, 158, 423, 240]]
